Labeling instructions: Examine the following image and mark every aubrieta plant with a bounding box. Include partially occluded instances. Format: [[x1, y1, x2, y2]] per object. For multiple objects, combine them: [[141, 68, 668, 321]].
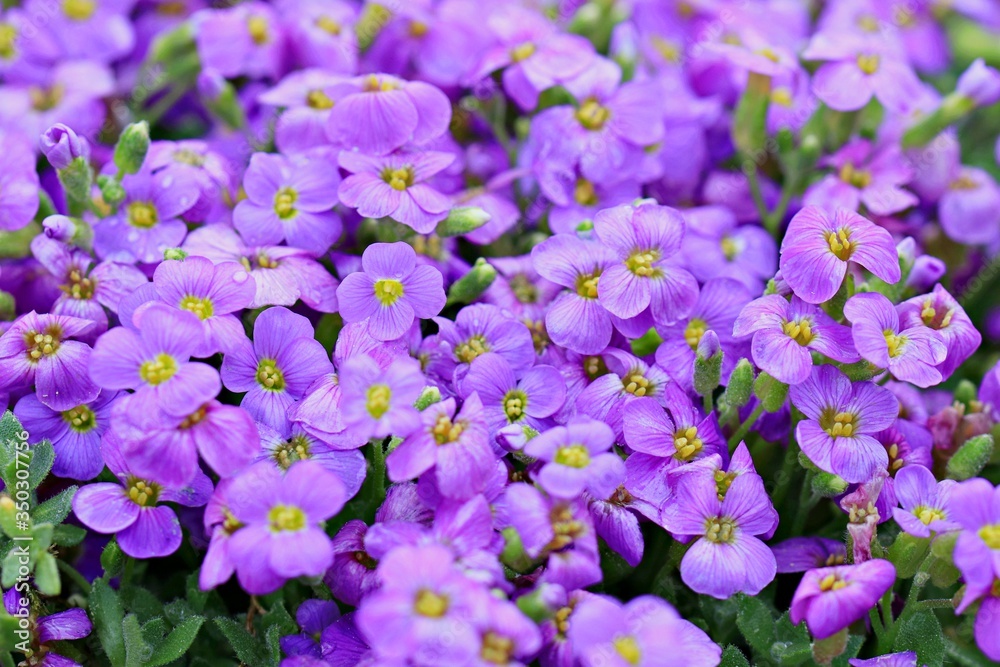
[[4, 1, 1000, 666]]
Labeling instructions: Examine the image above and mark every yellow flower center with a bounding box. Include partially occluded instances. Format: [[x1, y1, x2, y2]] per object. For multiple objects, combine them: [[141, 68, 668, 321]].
[[455, 334, 490, 363], [720, 235, 739, 260], [574, 271, 601, 299], [373, 278, 404, 306], [684, 318, 707, 350], [920, 299, 953, 329], [704, 517, 736, 544], [554, 444, 590, 468], [510, 42, 536, 63], [884, 330, 906, 358], [839, 163, 873, 189], [173, 149, 205, 166], [63, 0, 95, 21], [481, 632, 514, 665], [30, 84, 63, 112], [273, 186, 298, 219], [432, 414, 465, 445], [61, 405, 96, 433], [409, 20, 428, 37], [824, 228, 854, 261], [613, 636, 642, 665], [139, 353, 178, 385], [652, 36, 680, 63], [674, 426, 703, 461], [381, 166, 415, 191], [771, 86, 793, 107], [414, 589, 449, 617], [0, 23, 17, 60], [503, 390, 527, 422], [584, 355, 609, 380], [306, 89, 334, 110], [180, 405, 208, 429], [63, 269, 96, 301], [980, 524, 1000, 549], [247, 15, 270, 45], [24, 328, 62, 362], [885, 442, 905, 472], [273, 434, 311, 470], [820, 409, 857, 438], [510, 274, 538, 304], [782, 319, 814, 346], [315, 15, 341, 35], [549, 505, 584, 550], [622, 371, 650, 397], [256, 358, 286, 392], [127, 202, 158, 229], [362, 74, 399, 92], [914, 505, 946, 525], [575, 98, 611, 131], [856, 53, 880, 75], [574, 178, 598, 206], [180, 295, 214, 320], [819, 573, 848, 592], [715, 469, 737, 501], [126, 476, 161, 507], [366, 384, 391, 419], [950, 174, 978, 190], [268, 504, 306, 532], [625, 249, 661, 277]]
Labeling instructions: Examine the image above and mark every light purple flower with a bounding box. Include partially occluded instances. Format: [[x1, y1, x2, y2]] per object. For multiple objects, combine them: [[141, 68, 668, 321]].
[[804, 139, 918, 217], [461, 352, 566, 438], [790, 560, 896, 639], [39, 123, 90, 170], [949, 478, 1000, 589], [938, 167, 1000, 246], [337, 242, 446, 341], [429, 303, 535, 386], [957, 58, 1000, 106], [524, 417, 624, 499], [898, 284, 981, 380], [0, 136, 39, 232], [339, 353, 423, 441], [771, 537, 847, 573], [849, 652, 918, 667], [891, 465, 960, 538], [194, 2, 284, 80], [2, 589, 92, 667], [259, 70, 346, 154], [623, 396, 724, 474], [680, 206, 777, 294]]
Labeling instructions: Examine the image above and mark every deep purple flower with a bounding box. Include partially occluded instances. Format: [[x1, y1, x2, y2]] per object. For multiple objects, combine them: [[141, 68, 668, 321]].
[[281, 600, 341, 660], [72, 432, 211, 559], [661, 467, 778, 599], [849, 652, 918, 667], [461, 352, 566, 438], [39, 123, 90, 170], [790, 366, 898, 483], [234, 151, 342, 256], [338, 353, 423, 441], [593, 202, 698, 324], [325, 520, 380, 607], [891, 465, 960, 538], [256, 422, 366, 498], [771, 537, 847, 573], [790, 560, 896, 639], [2, 589, 92, 667], [568, 595, 721, 667], [90, 304, 221, 418], [949, 478, 1000, 589], [337, 242, 446, 341], [0, 312, 100, 411], [338, 150, 454, 233], [779, 206, 900, 304], [844, 292, 947, 388], [734, 294, 858, 385], [898, 284, 981, 380], [524, 417, 624, 500], [221, 306, 332, 433], [226, 461, 346, 594]]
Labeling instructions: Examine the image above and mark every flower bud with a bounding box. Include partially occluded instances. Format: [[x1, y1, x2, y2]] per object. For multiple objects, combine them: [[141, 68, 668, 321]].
[[414, 386, 442, 411], [811, 471, 848, 497], [40, 123, 90, 170], [43, 214, 77, 242], [500, 527, 534, 574], [163, 247, 188, 261], [812, 628, 848, 665], [724, 358, 754, 408], [753, 371, 788, 413], [113, 121, 150, 176], [957, 58, 1000, 107], [199, 70, 246, 130], [436, 206, 491, 238], [446, 258, 497, 306], [693, 330, 723, 397], [98, 176, 127, 208], [946, 434, 994, 481], [0, 291, 15, 321], [101, 538, 125, 577], [57, 157, 94, 205], [888, 532, 931, 579]]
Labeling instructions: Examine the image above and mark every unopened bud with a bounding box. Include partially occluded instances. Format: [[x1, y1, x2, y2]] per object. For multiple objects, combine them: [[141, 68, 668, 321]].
[[724, 358, 754, 408], [446, 258, 497, 306], [113, 121, 150, 176], [436, 206, 491, 238], [414, 386, 442, 411], [753, 371, 788, 412], [40, 123, 90, 170], [98, 175, 126, 208], [946, 434, 994, 481], [693, 331, 723, 397]]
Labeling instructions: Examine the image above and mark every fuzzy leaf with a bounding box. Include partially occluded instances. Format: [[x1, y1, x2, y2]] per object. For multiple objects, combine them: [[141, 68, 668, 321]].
[[90, 578, 126, 667], [720, 645, 751, 667], [27, 441, 55, 490], [146, 616, 205, 667], [32, 486, 77, 526], [735, 593, 776, 659], [122, 613, 152, 667], [894, 610, 946, 667], [215, 617, 269, 667]]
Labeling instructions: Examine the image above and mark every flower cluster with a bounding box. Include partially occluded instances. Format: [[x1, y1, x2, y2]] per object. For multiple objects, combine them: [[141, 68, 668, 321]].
[[2, 1, 1000, 667]]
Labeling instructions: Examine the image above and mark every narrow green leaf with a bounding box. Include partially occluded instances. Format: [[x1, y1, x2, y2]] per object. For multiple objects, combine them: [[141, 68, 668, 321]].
[[27, 441, 55, 490], [33, 552, 60, 596], [52, 524, 87, 547], [89, 578, 127, 667], [146, 616, 205, 667], [122, 613, 152, 667], [735, 593, 776, 659], [32, 486, 77, 526], [215, 617, 268, 667]]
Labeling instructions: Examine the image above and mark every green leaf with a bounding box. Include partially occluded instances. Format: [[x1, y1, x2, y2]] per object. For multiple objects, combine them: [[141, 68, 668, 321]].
[[771, 612, 812, 665], [101, 539, 125, 577], [831, 634, 865, 667], [0, 411, 28, 490], [889, 533, 932, 579], [89, 578, 127, 667], [215, 617, 269, 667], [122, 613, 153, 667], [735, 593, 776, 659], [140, 617, 168, 646], [33, 552, 60, 596], [720, 645, 750, 667], [894, 610, 946, 667], [264, 624, 283, 667], [32, 486, 77, 526], [259, 601, 297, 638], [52, 524, 86, 547], [119, 585, 164, 622], [146, 616, 205, 667], [27, 441, 55, 490]]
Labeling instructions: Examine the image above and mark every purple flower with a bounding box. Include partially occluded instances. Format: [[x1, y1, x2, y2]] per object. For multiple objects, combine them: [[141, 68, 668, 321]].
[[779, 206, 900, 304], [680, 206, 777, 294], [531, 233, 616, 355], [790, 366, 897, 483], [849, 652, 918, 667], [568, 595, 721, 667], [226, 461, 346, 594], [429, 303, 535, 386], [955, 569, 1000, 662], [2, 589, 92, 667], [94, 169, 200, 265], [0, 312, 100, 411], [0, 136, 39, 232], [771, 537, 847, 573], [804, 139, 918, 217], [39, 123, 90, 170], [898, 284, 981, 380], [283, 1, 358, 74], [339, 353, 423, 441], [13, 389, 120, 480], [790, 560, 896, 639], [623, 396, 724, 473], [281, 600, 341, 659], [461, 352, 566, 438], [803, 32, 923, 112], [734, 294, 858, 385], [661, 467, 778, 599], [356, 544, 482, 665], [337, 242, 446, 341], [938, 167, 1000, 246], [891, 465, 960, 538], [957, 58, 1000, 107], [325, 74, 451, 155], [221, 306, 332, 433], [593, 202, 698, 324], [844, 292, 947, 388], [338, 150, 454, 234], [949, 478, 1000, 589], [524, 417, 624, 499], [194, 3, 284, 80], [325, 520, 380, 606], [234, 151, 342, 256], [90, 304, 221, 418], [387, 394, 495, 500], [146, 140, 233, 224], [149, 256, 256, 357], [72, 432, 211, 559], [259, 70, 346, 154]]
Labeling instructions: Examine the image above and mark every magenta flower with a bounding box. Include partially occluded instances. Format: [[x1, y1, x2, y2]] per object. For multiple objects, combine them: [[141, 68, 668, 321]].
[[233, 151, 342, 256], [891, 465, 960, 538], [338, 353, 423, 441], [325, 73, 451, 155], [734, 294, 859, 384], [849, 652, 919, 667], [337, 242, 446, 341], [844, 292, 947, 388], [661, 467, 778, 599], [593, 202, 698, 325], [898, 284, 981, 380], [790, 560, 896, 639], [221, 306, 333, 433], [90, 304, 221, 418], [0, 312, 100, 411], [338, 150, 454, 234], [226, 461, 347, 595], [524, 416, 624, 499], [779, 206, 900, 304], [790, 366, 898, 483], [72, 432, 212, 559]]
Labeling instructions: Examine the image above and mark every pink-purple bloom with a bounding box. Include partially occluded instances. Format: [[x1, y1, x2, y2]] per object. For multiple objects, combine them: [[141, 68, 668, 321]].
[[790, 560, 896, 639]]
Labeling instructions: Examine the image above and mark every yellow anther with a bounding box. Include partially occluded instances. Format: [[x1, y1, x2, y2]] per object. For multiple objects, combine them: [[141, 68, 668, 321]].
[[684, 318, 707, 350], [884, 329, 906, 358], [704, 517, 736, 544], [273, 186, 298, 218], [140, 353, 178, 386], [510, 42, 536, 62], [979, 524, 1000, 549], [432, 414, 465, 444], [180, 295, 214, 320], [306, 89, 334, 110], [381, 166, 414, 191], [824, 228, 854, 261], [373, 278, 404, 306], [623, 372, 650, 397], [127, 202, 158, 229], [268, 504, 306, 531], [63, 0, 95, 20], [414, 589, 449, 617], [247, 15, 270, 45], [455, 334, 490, 363], [554, 444, 591, 469], [503, 390, 527, 421], [366, 384, 391, 419], [856, 53, 880, 75], [575, 271, 600, 299], [62, 405, 96, 433], [575, 98, 611, 131], [838, 163, 873, 189], [625, 249, 661, 277], [574, 178, 598, 206], [613, 635, 642, 665]]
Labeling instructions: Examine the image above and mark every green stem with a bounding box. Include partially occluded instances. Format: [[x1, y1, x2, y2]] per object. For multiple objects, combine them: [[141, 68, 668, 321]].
[[868, 607, 885, 641], [880, 560, 932, 652], [139, 83, 191, 127], [727, 403, 764, 452], [770, 415, 801, 511], [56, 559, 92, 595], [790, 471, 818, 536], [916, 598, 954, 610], [702, 392, 713, 416], [121, 556, 135, 586], [745, 166, 769, 224], [372, 437, 386, 503]]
